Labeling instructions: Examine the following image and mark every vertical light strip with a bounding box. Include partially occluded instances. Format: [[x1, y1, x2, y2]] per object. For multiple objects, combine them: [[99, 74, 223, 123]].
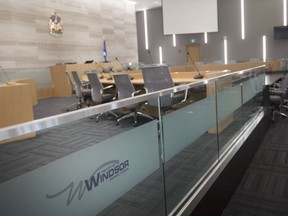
[[263, 35, 267, 62], [284, 0, 287, 26], [159, 46, 163, 64], [144, 10, 149, 50], [173, 34, 176, 47], [204, 32, 208, 44], [224, 37, 228, 64], [241, 0, 245, 39]]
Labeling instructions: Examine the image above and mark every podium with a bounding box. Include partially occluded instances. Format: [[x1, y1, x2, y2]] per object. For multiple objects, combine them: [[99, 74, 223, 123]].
[[0, 81, 35, 144]]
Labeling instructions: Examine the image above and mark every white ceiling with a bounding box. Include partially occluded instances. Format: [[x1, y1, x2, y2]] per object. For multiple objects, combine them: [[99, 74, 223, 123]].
[[128, 0, 162, 11]]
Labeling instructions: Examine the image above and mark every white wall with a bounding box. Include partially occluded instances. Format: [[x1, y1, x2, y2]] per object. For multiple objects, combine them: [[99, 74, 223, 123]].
[[137, 0, 288, 66], [0, 0, 138, 69]]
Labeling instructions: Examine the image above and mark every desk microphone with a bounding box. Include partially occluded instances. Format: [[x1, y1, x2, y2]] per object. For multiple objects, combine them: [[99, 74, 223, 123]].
[[0, 65, 11, 83], [115, 57, 134, 80], [95, 62, 105, 79], [115, 57, 123, 72], [147, 50, 153, 64], [187, 52, 204, 79]]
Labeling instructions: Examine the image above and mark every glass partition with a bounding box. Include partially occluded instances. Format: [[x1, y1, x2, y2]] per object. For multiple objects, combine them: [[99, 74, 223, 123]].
[[0, 65, 267, 215], [216, 73, 243, 156], [0, 67, 51, 88], [161, 82, 218, 214]]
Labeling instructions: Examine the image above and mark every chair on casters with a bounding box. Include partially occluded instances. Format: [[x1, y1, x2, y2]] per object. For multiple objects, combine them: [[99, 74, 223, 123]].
[[71, 71, 91, 109], [142, 65, 187, 115], [113, 73, 154, 126], [86, 72, 118, 122], [270, 73, 288, 121]]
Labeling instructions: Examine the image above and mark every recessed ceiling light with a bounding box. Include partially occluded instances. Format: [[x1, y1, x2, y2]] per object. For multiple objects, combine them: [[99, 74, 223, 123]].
[[127, 0, 137, 4]]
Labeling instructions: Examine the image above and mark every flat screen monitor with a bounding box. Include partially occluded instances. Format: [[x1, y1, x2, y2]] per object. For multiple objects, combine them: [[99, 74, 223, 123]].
[[84, 60, 94, 64], [274, 26, 288, 39]]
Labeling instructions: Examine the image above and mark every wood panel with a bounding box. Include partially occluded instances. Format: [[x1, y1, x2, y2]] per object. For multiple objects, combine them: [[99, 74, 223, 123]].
[[0, 0, 138, 69], [0, 82, 35, 144], [14, 79, 37, 105], [50, 63, 98, 97], [37, 87, 53, 99]]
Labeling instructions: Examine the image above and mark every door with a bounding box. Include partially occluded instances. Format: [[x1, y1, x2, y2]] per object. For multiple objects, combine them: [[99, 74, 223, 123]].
[[186, 44, 201, 63]]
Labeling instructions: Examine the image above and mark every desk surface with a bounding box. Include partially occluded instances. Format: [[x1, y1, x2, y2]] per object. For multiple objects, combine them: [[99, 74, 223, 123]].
[[95, 77, 198, 85]]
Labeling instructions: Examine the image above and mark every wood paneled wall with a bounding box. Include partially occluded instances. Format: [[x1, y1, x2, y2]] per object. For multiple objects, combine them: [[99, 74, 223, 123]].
[[0, 0, 138, 69]]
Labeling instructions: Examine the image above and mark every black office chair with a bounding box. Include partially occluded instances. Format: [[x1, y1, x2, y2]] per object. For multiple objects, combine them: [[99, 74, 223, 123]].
[[113, 73, 154, 126], [71, 71, 91, 109], [142, 65, 187, 114], [86, 72, 118, 122], [270, 73, 288, 121]]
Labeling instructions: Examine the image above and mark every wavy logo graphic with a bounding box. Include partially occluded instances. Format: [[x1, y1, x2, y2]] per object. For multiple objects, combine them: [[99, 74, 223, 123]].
[[46, 160, 129, 206]]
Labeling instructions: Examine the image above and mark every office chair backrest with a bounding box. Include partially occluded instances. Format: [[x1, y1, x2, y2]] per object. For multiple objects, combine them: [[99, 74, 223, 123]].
[[71, 71, 83, 98], [86, 72, 103, 103], [65, 71, 75, 95], [142, 65, 174, 107], [113, 73, 135, 99], [281, 74, 288, 99]]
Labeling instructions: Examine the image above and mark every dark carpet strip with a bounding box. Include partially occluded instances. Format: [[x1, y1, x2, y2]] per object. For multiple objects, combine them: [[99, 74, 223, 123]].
[[222, 118, 288, 216]]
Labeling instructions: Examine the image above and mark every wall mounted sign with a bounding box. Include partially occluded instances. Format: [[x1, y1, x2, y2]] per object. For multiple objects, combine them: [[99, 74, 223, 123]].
[[48, 12, 63, 37]]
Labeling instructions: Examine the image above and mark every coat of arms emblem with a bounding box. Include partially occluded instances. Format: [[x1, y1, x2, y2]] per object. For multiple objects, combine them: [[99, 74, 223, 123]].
[[48, 12, 63, 37]]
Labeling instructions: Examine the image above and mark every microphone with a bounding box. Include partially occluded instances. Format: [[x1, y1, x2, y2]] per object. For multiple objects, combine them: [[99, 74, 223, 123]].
[[147, 50, 153, 64], [115, 57, 134, 80], [0, 66, 11, 83], [94, 62, 106, 79], [95, 62, 113, 80], [187, 52, 203, 79], [115, 57, 123, 72]]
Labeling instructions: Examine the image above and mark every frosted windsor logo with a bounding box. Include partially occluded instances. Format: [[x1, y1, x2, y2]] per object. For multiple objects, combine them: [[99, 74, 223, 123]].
[[46, 160, 129, 206]]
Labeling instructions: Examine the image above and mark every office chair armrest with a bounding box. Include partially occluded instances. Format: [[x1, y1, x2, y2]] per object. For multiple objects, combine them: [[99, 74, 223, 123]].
[[81, 81, 90, 88], [103, 85, 114, 90], [132, 90, 141, 97], [175, 83, 189, 102], [100, 85, 114, 94]]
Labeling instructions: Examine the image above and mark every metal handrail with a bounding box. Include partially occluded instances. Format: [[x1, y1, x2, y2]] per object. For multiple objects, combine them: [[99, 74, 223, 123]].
[[0, 65, 266, 141]]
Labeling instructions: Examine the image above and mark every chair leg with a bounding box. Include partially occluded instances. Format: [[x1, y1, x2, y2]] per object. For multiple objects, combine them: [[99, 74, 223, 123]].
[[116, 112, 135, 125], [66, 102, 78, 111], [116, 111, 154, 126], [95, 111, 118, 122], [136, 112, 154, 120]]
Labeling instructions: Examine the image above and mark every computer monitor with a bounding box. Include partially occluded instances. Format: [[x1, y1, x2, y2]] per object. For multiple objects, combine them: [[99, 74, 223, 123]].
[[84, 60, 94, 64]]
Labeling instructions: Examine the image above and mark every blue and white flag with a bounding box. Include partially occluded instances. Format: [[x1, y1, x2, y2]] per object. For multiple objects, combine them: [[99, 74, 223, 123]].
[[103, 36, 107, 62]]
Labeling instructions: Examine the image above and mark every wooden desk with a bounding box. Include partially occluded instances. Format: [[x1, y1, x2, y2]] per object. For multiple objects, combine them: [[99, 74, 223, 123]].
[[82, 70, 230, 85], [0, 82, 35, 144], [170, 60, 280, 73], [82, 75, 198, 85]]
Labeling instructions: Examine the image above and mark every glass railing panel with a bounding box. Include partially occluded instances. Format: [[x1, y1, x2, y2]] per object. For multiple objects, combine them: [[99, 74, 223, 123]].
[[0, 66, 267, 215], [0, 67, 51, 88], [159, 83, 219, 214], [0, 99, 166, 216], [216, 73, 243, 156], [241, 68, 265, 123]]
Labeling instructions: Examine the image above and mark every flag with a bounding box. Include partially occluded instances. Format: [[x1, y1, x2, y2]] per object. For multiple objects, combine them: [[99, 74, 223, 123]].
[[103, 36, 107, 62]]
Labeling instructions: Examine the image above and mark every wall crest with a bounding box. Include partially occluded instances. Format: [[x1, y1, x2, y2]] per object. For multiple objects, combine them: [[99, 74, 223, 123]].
[[48, 12, 63, 37]]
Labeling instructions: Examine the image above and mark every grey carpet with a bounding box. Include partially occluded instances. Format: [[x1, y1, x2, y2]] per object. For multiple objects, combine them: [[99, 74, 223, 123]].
[[222, 117, 288, 216]]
